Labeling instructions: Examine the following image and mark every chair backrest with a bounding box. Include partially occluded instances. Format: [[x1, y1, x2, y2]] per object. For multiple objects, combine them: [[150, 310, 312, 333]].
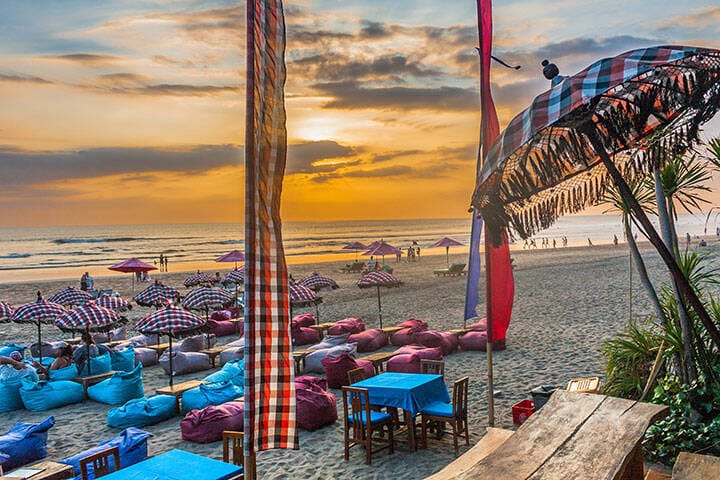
[[420, 359, 445, 375], [347, 367, 367, 385], [452, 376, 469, 418], [566, 376, 601, 393], [222, 430, 244, 467], [79, 446, 120, 480], [342, 386, 371, 430], [450, 263, 466, 272]]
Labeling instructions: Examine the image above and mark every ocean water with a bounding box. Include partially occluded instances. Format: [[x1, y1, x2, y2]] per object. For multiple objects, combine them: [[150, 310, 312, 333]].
[[0, 213, 710, 283]]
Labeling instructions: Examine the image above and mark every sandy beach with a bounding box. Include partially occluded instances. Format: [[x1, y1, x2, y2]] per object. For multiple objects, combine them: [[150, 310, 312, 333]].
[[0, 240, 696, 479]]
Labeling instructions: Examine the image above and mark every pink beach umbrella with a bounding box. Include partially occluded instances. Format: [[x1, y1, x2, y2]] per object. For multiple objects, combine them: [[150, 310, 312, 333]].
[[215, 250, 246, 269], [10, 294, 68, 365], [342, 241, 368, 261], [363, 241, 401, 265], [109, 258, 158, 291], [0, 301, 13, 322], [429, 237, 465, 265], [357, 271, 402, 328], [48, 286, 93, 307], [135, 306, 206, 387], [133, 282, 180, 308]]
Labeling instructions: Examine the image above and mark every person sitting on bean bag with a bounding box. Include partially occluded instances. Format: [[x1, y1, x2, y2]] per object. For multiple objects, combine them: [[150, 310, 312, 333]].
[[73, 331, 110, 373], [0, 352, 38, 383], [31, 345, 74, 377]]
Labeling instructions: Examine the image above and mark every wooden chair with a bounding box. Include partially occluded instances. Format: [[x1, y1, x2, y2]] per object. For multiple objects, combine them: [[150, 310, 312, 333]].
[[347, 367, 367, 385], [420, 359, 445, 375], [222, 430, 245, 480], [79, 446, 120, 480], [421, 376, 469, 456], [566, 376, 601, 393], [342, 386, 394, 465]]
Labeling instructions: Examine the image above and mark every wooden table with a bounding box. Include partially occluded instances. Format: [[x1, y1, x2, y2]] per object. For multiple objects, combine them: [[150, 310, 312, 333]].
[[100, 449, 242, 480], [448, 390, 668, 480], [446, 328, 468, 337], [64, 338, 82, 345], [672, 452, 720, 479], [381, 326, 403, 336], [156, 380, 203, 413], [426, 428, 513, 480], [146, 342, 170, 355], [292, 349, 313, 373], [72, 371, 115, 398], [200, 346, 229, 368], [359, 351, 400, 374], [2, 460, 74, 480], [104, 340, 125, 348]]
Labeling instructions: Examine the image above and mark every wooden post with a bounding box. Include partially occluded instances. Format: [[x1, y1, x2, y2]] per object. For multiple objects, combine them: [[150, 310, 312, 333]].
[[244, 453, 257, 480], [484, 224, 495, 427]]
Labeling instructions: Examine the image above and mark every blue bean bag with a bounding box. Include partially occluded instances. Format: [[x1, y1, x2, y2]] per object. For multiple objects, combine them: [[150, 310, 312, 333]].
[[182, 380, 244, 413], [107, 395, 176, 429], [48, 365, 80, 381], [110, 347, 135, 372], [20, 380, 84, 411], [88, 363, 144, 405], [0, 416, 54, 471], [77, 352, 112, 377], [203, 359, 244, 386], [61, 427, 152, 479], [0, 344, 25, 357], [0, 381, 25, 413]]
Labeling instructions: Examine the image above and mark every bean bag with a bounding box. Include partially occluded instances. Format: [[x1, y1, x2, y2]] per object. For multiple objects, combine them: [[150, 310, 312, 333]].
[[205, 319, 236, 337], [295, 376, 337, 431], [292, 326, 321, 346], [305, 344, 357, 374], [327, 317, 365, 336], [127, 334, 159, 347], [20, 380, 84, 411], [466, 318, 487, 332], [61, 427, 152, 479], [77, 352, 112, 377], [348, 329, 388, 352], [292, 313, 315, 328], [225, 337, 244, 348], [203, 359, 244, 386], [390, 328, 415, 346], [159, 351, 211, 376], [395, 345, 444, 360], [176, 334, 212, 353], [48, 364, 80, 381], [94, 326, 127, 344], [181, 381, 244, 413], [219, 347, 243, 367], [111, 346, 135, 372], [210, 309, 232, 321], [107, 395, 176, 429], [386, 354, 421, 373], [0, 416, 54, 471], [398, 318, 428, 330], [321, 354, 374, 389], [88, 363, 144, 405], [0, 344, 25, 357], [0, 382, 25, 413], [413, 330, 443, 348], [180, 401, 244, 443], [134, 347, 158, 367], [307, 334, 349, 351], [459, 331, 506, 351], [30, 341, 65, 359], [438, 332, 460, 356]]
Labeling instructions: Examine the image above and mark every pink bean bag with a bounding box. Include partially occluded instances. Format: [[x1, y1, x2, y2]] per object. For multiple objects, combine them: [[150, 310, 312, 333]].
[[394, 345, 444, 360], [292, 313, 315, 328], [466, 318, 487, 332], [413, 330, 443, 348], [327, 318, 365, 336], [180, 401, 244, 443], [321, 354, 373, 389], [206, 320, 237, 337], [386, 354, 420, 373], [347, 329, 387, 352], [292, 326, 321, 346], [176, 335, 210, 353], [390, 328, 415, 346], [397, 318, 428, 331], [295, 376, 337, 431], [459, 331, 506, 351], [228, 306, 242, 318], [438, 332, 459, 355], [210, 310, 232, 322], [134, 348, 158, 367]]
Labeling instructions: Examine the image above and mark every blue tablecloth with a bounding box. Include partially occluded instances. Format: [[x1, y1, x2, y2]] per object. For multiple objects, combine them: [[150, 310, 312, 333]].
[[352, 372, 450, 415], [101, 449, 243, 480]]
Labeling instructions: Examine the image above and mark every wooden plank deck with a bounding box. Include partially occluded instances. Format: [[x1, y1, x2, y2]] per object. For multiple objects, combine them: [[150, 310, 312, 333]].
[[672, 452, 720, 479], [425, 428, 514, 480]]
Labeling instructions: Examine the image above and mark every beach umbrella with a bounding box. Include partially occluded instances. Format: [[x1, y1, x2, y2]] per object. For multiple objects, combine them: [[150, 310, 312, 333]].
[[216, 250, 246, 269], [94, 293, 131, 312], [183, 271, 215, 288], [357, 271, 402, 328], [10, 294, 68, 365], [0, 301, 13, 322], [429, 237, 465, 265], [472, 45, 720, 349], [109, 258, 158, 291], [133, 282, 180, 308], [181, 286, 235, 318], [289, 283, 323, 322], [362, 241, 401, 265], [135, 306, 206, 387], [223, 267, 245, 285], [342, 241, 368, 261], [299, 273, 339, 292], [48, 286, 93, 307]]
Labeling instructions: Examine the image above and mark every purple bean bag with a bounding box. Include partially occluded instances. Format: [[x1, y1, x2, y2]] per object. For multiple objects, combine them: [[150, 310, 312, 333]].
[[176, 335, 210, 353], [206, 319, 236, 337], [292, 313, 315, 328], [390, 328, 415, 346], [348, 329, 388, 352], [397, 318, 428, 331], [127, 334, 159, 347], [459, 331, 506, 351], [292, 326, 321, 346], [327, 318, 365, 336], [386, 354, 420, 373], [94, 326, 127, 344], [413, 330, 443, 348], [321, 353, 371, 389], [219, 347, 243, 366], [159, 351, 210, 376], [307, 334, 349, 351], [466, 318, 487, 332], [180, 401, 244, 443], [305, 344, 356, 374], [210, 310, 232, 322], [134, 347, 158, 367], [295, 376, 337, 431], [356, 359, 375, 378], [395, 345, 444, 360], [438, 332, 459, 355]]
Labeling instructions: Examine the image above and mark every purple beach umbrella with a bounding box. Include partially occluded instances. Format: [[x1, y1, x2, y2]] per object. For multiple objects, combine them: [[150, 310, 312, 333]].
[[429, 237, 465, 265], [216, 250, 246, 269], [342, 241, 368, 261], [363, 241, 401, 265]]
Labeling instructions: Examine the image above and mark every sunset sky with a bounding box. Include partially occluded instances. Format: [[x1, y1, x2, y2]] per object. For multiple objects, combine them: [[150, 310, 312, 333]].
[[1, 0, 719, 226]]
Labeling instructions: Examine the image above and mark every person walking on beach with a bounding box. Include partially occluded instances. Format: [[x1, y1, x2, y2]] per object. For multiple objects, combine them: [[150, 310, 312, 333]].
[[552, 239, 556, 248], [686, 232, 691, 245], [396, 250, 401, 263], [588, 238, 593, 247], [416, 246, 420, 260], [159, 254, 165, 272], [164, 255, 169, 271], [613, 235, 618, 246]]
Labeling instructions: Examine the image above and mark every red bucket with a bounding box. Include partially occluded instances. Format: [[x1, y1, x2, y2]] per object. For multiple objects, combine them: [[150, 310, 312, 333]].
[[512, 399, 535, 425]]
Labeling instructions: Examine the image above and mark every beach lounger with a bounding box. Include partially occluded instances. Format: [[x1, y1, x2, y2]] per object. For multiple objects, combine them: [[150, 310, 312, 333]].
[[433, 263, 467, 277], [340, 262, 364, 273]]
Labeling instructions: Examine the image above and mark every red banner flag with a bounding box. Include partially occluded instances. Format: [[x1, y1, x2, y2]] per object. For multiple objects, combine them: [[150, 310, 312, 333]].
[[244, 0, 298, 455]]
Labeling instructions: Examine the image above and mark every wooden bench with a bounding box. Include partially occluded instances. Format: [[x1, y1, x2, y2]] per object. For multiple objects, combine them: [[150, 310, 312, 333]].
[[447, 328, 468, 337], [72, 371, 115, 399], [200, 346, 230, 368], [359, 351, 400, 374], [437, 390, 668, 480], [156, 379, 203, 413], [292, 349, 313, 373], [426, 428, 513, 479], [672, 452, 720, 479], [2, 459, 75, 480], [146, 342, 171, 355], [308, 322, 335, 339]]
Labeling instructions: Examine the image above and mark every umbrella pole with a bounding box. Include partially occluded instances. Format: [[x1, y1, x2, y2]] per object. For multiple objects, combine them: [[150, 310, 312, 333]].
[[169, 335, 174, 388], [446, 246, 450, 265], [587, 128, 720, 350], [315, 303, 320, 324], [484, 225, 495, 427], [37, 322, 43, 366], [376, 286, 383, 329], [86, 327, 92, 376]]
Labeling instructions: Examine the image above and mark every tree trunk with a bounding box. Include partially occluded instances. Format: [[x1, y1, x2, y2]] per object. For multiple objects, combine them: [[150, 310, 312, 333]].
[[625, 220, 668, 329]]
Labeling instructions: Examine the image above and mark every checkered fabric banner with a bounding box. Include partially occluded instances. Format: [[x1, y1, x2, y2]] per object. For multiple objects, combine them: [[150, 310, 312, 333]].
[[11, 298, 68, 325], [48, 286, 93, 307], [54, 303, 120, 332], [244, 0, 298, 455], [0, 301, 13, 321]]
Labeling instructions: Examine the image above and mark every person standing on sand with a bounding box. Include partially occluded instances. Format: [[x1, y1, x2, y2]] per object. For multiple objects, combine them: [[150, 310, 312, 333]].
[[159, 254, 164, 272], [85, 272, 93, 290], [416, 246, 420, 260], [164, 256, 169, 272], [80, 272, 88, 291], [686, 232, 691, 245], [613, 235, 618, 246], [588, 238, 593, 247]]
